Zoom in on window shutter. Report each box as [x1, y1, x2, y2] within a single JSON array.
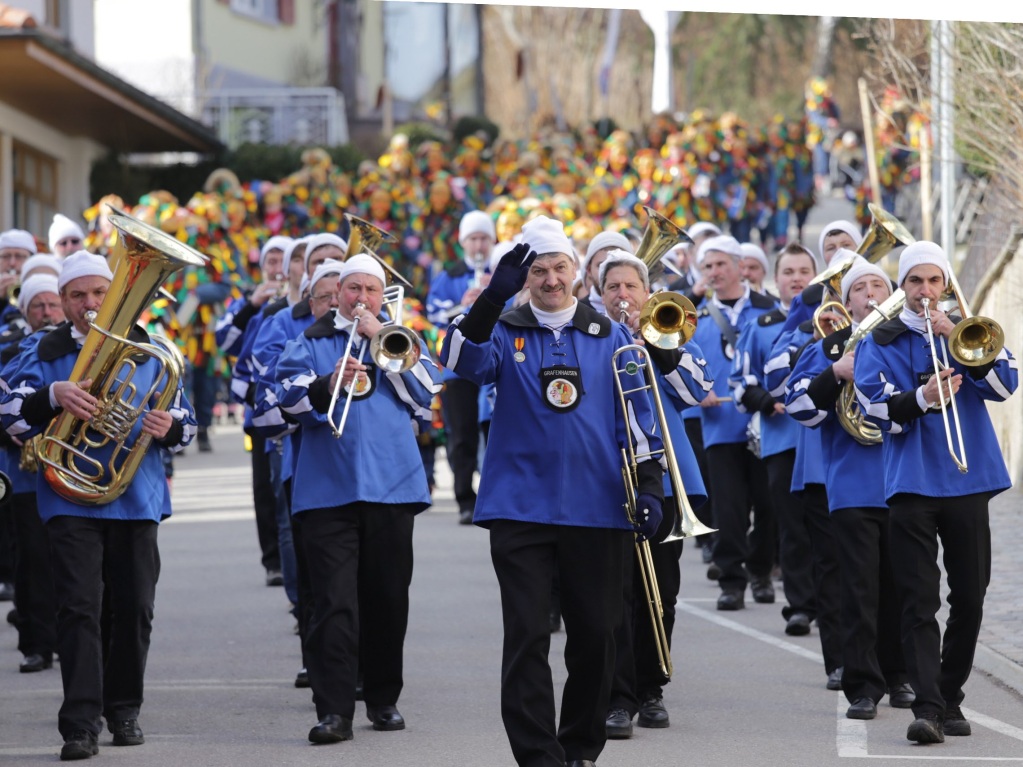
[[278, 0, 294, 24]]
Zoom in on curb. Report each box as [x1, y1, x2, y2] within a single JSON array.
[[974, 643, 1023, 698]]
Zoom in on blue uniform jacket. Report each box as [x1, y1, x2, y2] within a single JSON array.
[[0, 322, 195, 522], [0, 328, 48, 494], [785, 327, 886, 511], [250, 299, 316, 440], [689, 289, 777, 447], [440, 297, 665, 530], [275, 310, 441, 514], [731, 307, 799, 458], [853, 318, 1017, 500]]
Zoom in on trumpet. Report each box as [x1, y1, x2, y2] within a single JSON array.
[[326, 285, 421, 438], [922, 297, 968, 474]]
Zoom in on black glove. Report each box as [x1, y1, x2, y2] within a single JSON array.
[[633, 493, 663, 542], [482, 242, 536, 305]]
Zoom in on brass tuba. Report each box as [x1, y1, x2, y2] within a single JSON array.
[[37, 210, 207, 505], [634, 206, 692, 286], [343, 213, 414, 289]]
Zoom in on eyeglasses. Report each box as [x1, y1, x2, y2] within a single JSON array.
[[310, 293, 334, 302], [57, 237, 82, 247]]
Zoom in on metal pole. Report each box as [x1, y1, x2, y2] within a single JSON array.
[[940, 21, 955, 256]]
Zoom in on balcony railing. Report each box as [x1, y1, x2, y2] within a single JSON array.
[[201, 87, 349, 148]]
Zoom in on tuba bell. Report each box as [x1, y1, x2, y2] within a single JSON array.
[[634, 206, 692, 286], [37, 210, 207, 505], [343, 213, 414, 290]]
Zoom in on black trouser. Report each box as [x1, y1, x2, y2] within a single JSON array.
[[705, 442, 775, 593], [0, 496, 13, 584], [250, 433, 280, 573], [888, 492, 990, 718], [287, 480, 313, 671], [46, 517, 159, 739], [490, 520, 627, 767], [440, 377, 480, 513], [683, 418, 714, 535], [765, 450, 816, 619], [832, 506, 906, 704], [610, 510, 683, 714], [11, 493, 56, 658], [300, 502, 415, 720], [800, 483, 842, 674]]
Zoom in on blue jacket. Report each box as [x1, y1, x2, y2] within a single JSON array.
[[731, 307, 800, 458], [251, 298, 316, 442], [216, 295, 264, 359], [785, 327, 887, 511], [0, 322, 195, 522], [853, 318, 1016, 500], [0, 327, 46, 494], [275, 310, 441, 514], [440, 297, 665, 530], [688, 289, 777, 447]]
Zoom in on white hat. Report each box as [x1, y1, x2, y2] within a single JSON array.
[[897, 241, 950, 288], [57, 250, 113, 291], [458, 210, 496, 244], [696, 235, 743, 265], [839, 255, 891, 303], [488, 240, 517, 274], [283, 234, 313, 264], [20, 253, 62, 280], [584, 231, 633, 262], [259, 235, 293, 273], [598, 249, 650, 291], [47, 214, 85, 252], [520, 216, 574, 258], [337, 253, 385, 288], [310, 258, 345, 292], [817, 220, 862, 264], [739, 242, 769, 273], [687, 222, 722, 241], [0, 229, 37, 255], [303, 233, 348, 272], [18, 274, 60, 313]]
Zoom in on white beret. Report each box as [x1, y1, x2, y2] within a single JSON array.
[[283, 234, 313, 263], [20, 253, 62, 280], [897, 241, 950, 288], [598, 249, 649, 291], [259, 235, 293, 272], [520, 216, 574, 259], [47, 214, 85, 252], [739, 242, 769, 273], [58, 250, 113, 291], [697, 235, 743, 265], [0, 229, 37, 254], [817, 220, 862, 264], [310, 258, 345, 291], [585, 231, 633, 262], [304, 233, 348, 272], [458, 210, 496, 244], [18, 274, 60, 312], [839, 255, 891, 303], [338, 253, 385, 288], [687, 222, 722, 240]]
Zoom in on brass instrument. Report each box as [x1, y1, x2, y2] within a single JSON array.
[[639, 292, 697, 350], [634, 206, 691, 286], [327, 285, 421, 438], [0, 471, 9, 502], [19, 435, 41, 473], [37, 210, 206, 504], [344, 213, 413, 290], [922, 297, 968, 474], [613, 343, 717, 679]]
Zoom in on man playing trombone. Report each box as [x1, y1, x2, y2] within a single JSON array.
[[440, 216, 665, 767], [853, 241, 1018, 745], [274, 254, 441, 745]]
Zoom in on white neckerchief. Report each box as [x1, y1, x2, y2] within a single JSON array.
[[332, 309, 365, 349], [587, 285, 605, 315], [711, 284, 751, 325], [849, 320, 861, 333], [899, 306, 928, 335], [70, 325, 87, 347], [779, 301, 790, 315], [530, 299, 578, 341]]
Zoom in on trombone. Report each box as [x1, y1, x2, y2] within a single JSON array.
[[326, 284, 422, 438]]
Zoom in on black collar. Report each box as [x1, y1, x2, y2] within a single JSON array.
[[821, 325, 853, 360], [498, 301, 612, 338], [750, 290, 779, 310], [800, 283, 825, 307], [445, 261, 470, 278], [37, 322, 151, 362], [291, 298, 312, 319], [872, 318, 910, 346], [757, 307, 786, 327], [263, 296, 290, 318]]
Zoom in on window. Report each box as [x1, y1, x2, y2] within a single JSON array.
[[12, 142, 58, 236], [229, 0, 293, 25]]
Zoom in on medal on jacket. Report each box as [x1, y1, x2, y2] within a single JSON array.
[[345, 362, 375, 399], [514, 337, 525, 362], [539, 366, 582, 412]]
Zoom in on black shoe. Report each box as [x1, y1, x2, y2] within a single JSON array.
[[943, 706, 971, 736], [295, 668, 310, 688], [785, 613, 811, 636], [717, 590, 744, 611], [549, 608, 562, 633], [19, 653, 53, 673], [706, 563, 722, 581], [637, 696, 669, 728], [846, 698, 877, 720], [605, 708, 633, 739], [60, 731, 98, 761], [197, 427, 212, 453], [6, 607, 17, 626], [367, 704, 405, 731], [750, 576, 775, 604], [826, 667, 844, 691], [108, 719, 144, 746], [907, 713, 944, 744], [458, 509, 473, 525], [567, 762, 596, 767], [266, 569, 284, 587], [888, 682, 915, 709], [308, 714, 353, 743]]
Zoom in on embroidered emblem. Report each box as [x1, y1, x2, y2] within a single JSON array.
[[545, 378, 578, 408], [587, 323, 600, 335]]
